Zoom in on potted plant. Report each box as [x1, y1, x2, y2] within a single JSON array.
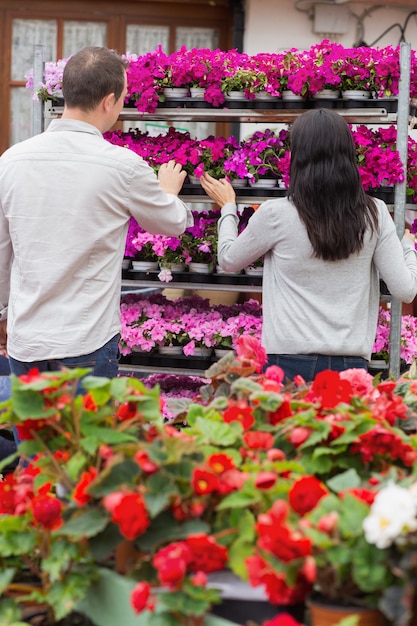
[[126, 46, 168, 113], [223, 129, 290, 186], [180, 210, 219, 271], [221, 68, 264, 100], [372, 307, 417, 372], [0, 338, 304, 626], [193, 135, 240, 181], [350, 124, 404, 194], [331, 45, 377, 99], [0, 369, 239, 626], [363, 477, 417, 626], [3, 338, 417, 625]]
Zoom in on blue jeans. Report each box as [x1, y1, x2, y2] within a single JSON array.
[[8, 334, 120, 379], [266, 354, 368, 383]]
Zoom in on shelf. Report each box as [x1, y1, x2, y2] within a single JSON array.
[[180, 184, 286, 203], [119, 357, 389, 379], [119, 363, 208, 377], [45, 103, 399, 125], [120, 107, 397, 125], [122, 276, 391, 298], [119, 351, 215, 377], [121, 276, 262, 293]]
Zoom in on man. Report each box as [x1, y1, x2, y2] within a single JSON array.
[[0, 46, 191, 377]]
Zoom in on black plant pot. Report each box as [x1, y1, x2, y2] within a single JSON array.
[[210, 599, 306, 624], [22, 610, 96, 626], [368, 187, 395, 204], [207, 571, 306, 625]]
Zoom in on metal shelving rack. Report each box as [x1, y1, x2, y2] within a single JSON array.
[[33, 43, 414, 378]]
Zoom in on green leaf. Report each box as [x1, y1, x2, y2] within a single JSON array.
[[88, 522, 123, 561], [159, 589, 211, 616], [352, 538, 391, 593], [137, 514, 209, 552], [338, 494, 369, 537], [0, 452, 19, 474], [0, 569, 16, 594], [15, 439, 42, 457], [42, 539, 93, 583], [231, 377, 263, 394], [326, 468, 361, 492], [80, 425, 138, 445], [0, 527, 37, 557], [88, 459, 139, 496], [80, 436, 101, 456], [298, 454, 333, 475], [192, 416, 239, 447], [148, 615, 180, 626], [237, 509, 256, 543], [162, 460, 193, 481], [216, 482, 260, 510], [144, 473, 177, 518], [76, 568, 147, 626], [9, 388, 46, 419], [300, 425, 331, 449], [59, 508, 110, 538], [0, 597, 28, 626], [205, 616, 239, 626], [65, 451, 88, 482], [335, 618, 360, 626], [47, 572, 95, 620], [164, 396, 193, 419], [80, 375, 111, 391], [228, 538, 254, 579]]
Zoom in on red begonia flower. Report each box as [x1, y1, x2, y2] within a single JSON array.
[[153, 541, 192, 587], [192, 468, 220, 495], [223, 400, 255, 430], [104, 491, 150, 540], [243, 430, 274, 450], [131, 582, 154, 614], [185, 534, 228, 573], [288, 476, 328, 516], [307, 370, 353, 408], [31, 491, 63, 530], [72, 467, 98, 506]]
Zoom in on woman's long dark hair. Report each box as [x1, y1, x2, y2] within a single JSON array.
[[287, 109, 379, 261]]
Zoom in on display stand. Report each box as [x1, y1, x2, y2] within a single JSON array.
[[32, 43, 414, 378]]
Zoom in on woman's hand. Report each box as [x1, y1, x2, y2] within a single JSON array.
[[200, 173, 236, 207], [403, 228, 416, 245]]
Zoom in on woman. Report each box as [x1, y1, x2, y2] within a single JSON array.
[[200, 108, 417, 382]]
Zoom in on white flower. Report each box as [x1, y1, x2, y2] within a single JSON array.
[[158, 268, 173, 283], [363, 483, 417, 549]]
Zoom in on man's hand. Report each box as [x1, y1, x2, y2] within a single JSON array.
[[200, 173, 236, 207], [0, 319, 7, 357], [158, 160, 187, 196]]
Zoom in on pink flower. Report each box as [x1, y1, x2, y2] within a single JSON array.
[[157, 268, 173, 283], [236, 335, 267, 373], [339, 368, 377, 399]]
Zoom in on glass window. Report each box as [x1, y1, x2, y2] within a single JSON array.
[[126, 25, 170, 55], [63, 21, 107, 58], [175, 27, 219, 50], [10, 87, 32, 145], [12, 19, 57, 80]]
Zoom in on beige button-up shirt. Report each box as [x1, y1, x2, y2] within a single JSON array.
[[0, 119, 192, 361]]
